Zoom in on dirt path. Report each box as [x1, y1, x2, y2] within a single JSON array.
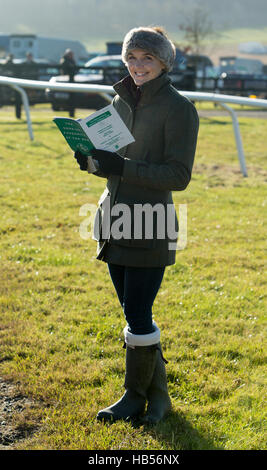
[[198, 109, 267, 119], [0, 377, 40, 449]]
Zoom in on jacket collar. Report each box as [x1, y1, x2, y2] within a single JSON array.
[[113, 72, 171, 107]]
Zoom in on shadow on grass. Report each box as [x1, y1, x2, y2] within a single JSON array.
[[200, 117, 229, 125], [95, 407, 223, 450], [139, 410, 223, 450]]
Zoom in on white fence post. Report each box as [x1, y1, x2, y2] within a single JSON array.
[[219, 102, 248, 177], [9, 83, 34, 140]]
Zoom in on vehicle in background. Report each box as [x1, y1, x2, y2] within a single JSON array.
[[186, 54, 214, 75], [217, 56, 267, 98], [168, 49, 196, 91], [218, 73, 267, 98], [194, 55, 267, 98], [194, 66, 220, 93], [46, 55, 127, 111], [83, 54, 126, 82], [106, 42, 123, 55], [0, 33, 89, 64], [219, 56, 264, 75]]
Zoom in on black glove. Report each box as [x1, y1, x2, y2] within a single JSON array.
[[74, 150, 88, 171], [90, 149, 124, 176]]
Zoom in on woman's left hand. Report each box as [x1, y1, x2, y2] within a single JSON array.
[[91, 149, 124, 176], [74, 150, 88, 171]]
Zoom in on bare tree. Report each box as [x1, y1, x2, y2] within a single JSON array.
[[178, 4, 216, 56]]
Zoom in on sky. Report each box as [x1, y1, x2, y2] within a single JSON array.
[[0, 0, 266, 45]]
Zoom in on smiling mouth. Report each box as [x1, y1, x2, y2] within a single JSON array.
[[135, 72, 148, 77]]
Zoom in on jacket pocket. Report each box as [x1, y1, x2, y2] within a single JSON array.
[[109, 198, 166, 250]]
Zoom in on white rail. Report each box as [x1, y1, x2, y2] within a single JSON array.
[[1, 75, 267, 176]]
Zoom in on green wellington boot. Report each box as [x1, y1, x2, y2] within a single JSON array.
[[96, 324, 160, 423], [142, 343, 172, 425]]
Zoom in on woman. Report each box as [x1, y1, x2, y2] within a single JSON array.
[[74, 26, 199, 424]]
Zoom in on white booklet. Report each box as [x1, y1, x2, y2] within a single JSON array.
[[53, 104, 135, 173]]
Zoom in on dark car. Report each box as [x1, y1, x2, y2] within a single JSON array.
[[215, 56, 267, 98], [217, 72, 267, 98], [168, 50, 196, 92], [47, 55, 127, 111]]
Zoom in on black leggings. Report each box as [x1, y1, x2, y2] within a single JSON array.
[[108, 263, 165, 335]]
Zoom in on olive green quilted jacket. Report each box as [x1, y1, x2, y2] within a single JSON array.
[[93, 72, 199, 267]]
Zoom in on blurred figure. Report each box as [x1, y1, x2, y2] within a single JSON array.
[[60, 49, 76, 117], [21, 51, 38, 79], [60, 48, 76, 80], [3, 53, 15, 69], [20, 52, 39, 106], [25, 52, 35, 64], [3, 54, 22, 119]]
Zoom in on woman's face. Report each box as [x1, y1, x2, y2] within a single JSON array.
[[126, 49, 165, 86]]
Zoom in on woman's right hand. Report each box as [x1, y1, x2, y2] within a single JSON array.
[[74, 150, 88, 171]]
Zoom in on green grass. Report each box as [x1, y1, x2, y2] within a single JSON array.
[[0, 103, 266, 450]]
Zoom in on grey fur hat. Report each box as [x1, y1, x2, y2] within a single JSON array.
[[122, 26, 176, 72]]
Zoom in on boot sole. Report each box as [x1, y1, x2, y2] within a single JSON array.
[[96, 411, 142, 423]]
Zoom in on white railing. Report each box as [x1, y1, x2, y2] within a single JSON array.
[[1, 75, 267, 176]]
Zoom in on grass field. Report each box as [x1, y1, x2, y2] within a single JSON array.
[[0, 103, 266, 450]]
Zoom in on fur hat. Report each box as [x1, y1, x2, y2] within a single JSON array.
[[122, 26, 176, 72]]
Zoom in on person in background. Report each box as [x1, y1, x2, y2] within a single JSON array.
[[74, 26, 199, 424], [25, 52, 35, 64], [3, 53, 14, 68], [3, 53, 22, 119], [21, 51, 38, 80], [60, 48, 76, 117]]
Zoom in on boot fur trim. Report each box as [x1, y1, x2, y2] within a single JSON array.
[[124, 322, 160, 347]]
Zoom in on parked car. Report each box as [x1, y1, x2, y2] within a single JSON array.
[[217, 72, 267, 98], [46, 55, 127, 111], [219, 56, 264, 75], [168, 50, 196, 91], [215, 56, 267, 98]]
